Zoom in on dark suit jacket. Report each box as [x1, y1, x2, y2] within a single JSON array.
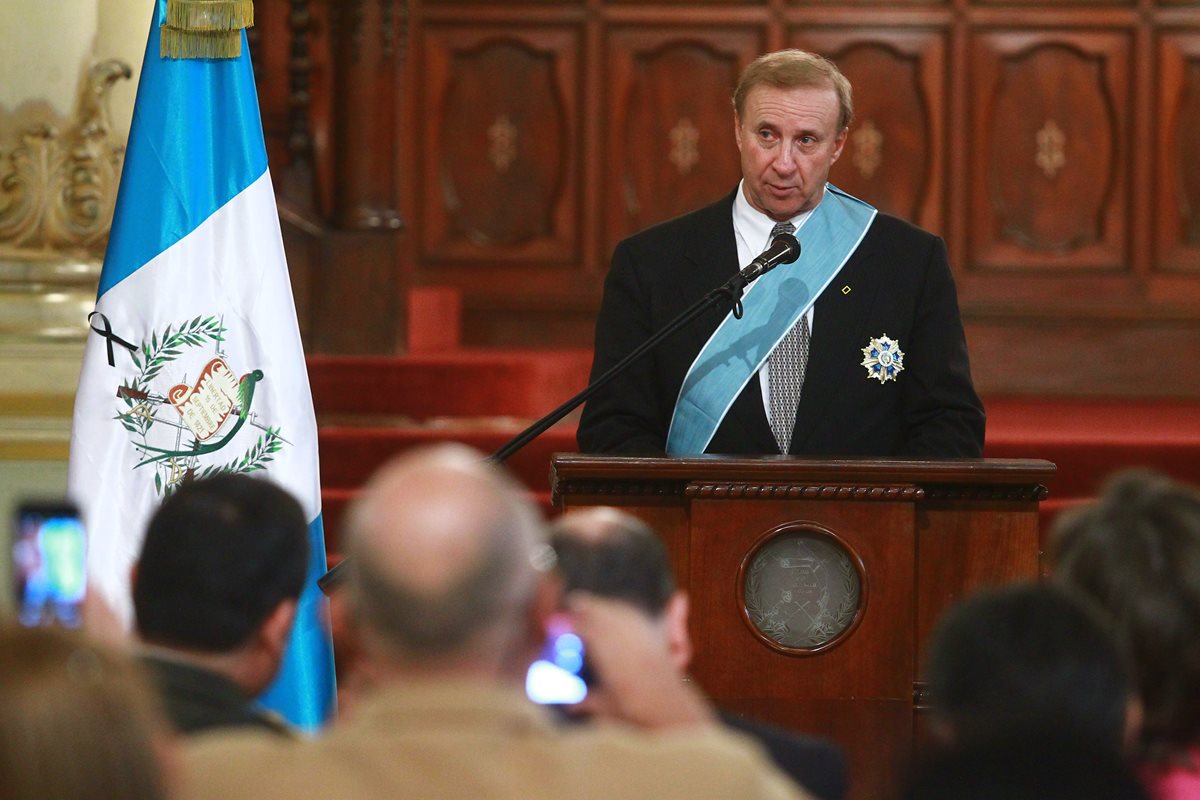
[[577, 190, 985, 457], [718, 710, 848, 800], [141, 653, 291, 737]]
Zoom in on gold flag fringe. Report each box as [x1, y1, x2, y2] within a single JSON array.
[[161, 27, 243, 60], [161, 0, 253, 60], [166, 0, 253, 31]]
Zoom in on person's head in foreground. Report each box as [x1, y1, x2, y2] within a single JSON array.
[[340, 442, 559, 680], [548, 506, 849, 800], [179, 444, 814, 800], [1051, 469, 1200, 770], [0, 624, 173, 800], [926, 580, 1136, 753], [133, 472, 309, 699], [548, 506, 690, 682]]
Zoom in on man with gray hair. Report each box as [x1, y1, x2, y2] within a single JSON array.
[[180, 444, 811, 800], [578, 48, 983, 458]]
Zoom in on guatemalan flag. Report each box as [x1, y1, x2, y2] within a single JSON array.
[[68, 0, 335, 729]]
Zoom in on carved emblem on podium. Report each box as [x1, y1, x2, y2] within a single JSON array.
[[740, 522, 865, 653]]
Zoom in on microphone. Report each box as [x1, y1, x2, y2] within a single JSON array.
[[739, 232, 801, 283]]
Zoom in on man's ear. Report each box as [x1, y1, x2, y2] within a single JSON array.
[[830, 126, 849, 164], [663, 590, 693, 673], [733, 112, 744, 153], [1123, 695, 1145, 754], [929, 714, 956, 746], [259, 598, 298, 661], [529, 572, 563, 642]]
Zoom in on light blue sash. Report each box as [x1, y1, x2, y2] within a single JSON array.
[[665, 185, 877, 455]]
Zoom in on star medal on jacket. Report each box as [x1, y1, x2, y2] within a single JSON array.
[[861, 335, 904, 383]]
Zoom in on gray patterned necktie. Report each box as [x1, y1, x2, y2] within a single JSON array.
[[766, 221, 807, 453]]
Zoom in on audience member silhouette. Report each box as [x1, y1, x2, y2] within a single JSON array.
[[550, 506, 848, 800], [179, 444, 811, 800], [133, 473, 309, 736], [0, 624, 173, 800], [1052, 469, 1200, 800], [925, 581, 1136, 753]]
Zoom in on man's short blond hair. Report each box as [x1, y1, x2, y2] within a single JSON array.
[[733, 49, 854, 132]]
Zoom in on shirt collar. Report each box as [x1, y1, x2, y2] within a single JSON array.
[[732, 179, 819, 251]]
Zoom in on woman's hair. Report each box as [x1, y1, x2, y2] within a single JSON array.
[[0, 625, 171, 800], [1050, 469, 1200, 762]]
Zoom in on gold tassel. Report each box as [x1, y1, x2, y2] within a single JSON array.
[[160, 26, 243, 60], [166, 0, 253, 31]]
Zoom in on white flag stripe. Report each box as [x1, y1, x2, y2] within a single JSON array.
[[70, 171, 320, 626]]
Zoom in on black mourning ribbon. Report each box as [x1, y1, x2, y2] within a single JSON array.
[[88, 312, 137, 367]]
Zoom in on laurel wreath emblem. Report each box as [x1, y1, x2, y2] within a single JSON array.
[[115, 316, 287, 496]]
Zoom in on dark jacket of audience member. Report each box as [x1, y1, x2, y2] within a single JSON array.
[[904, 733, 1149, 800], [1051, 469, 1200, 796], [550, 507, 848, 800], [133, 473, 308, 736], [0, 625, 172, 800]]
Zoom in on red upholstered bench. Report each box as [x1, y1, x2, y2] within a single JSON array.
[[311, 349, 1200, 558]]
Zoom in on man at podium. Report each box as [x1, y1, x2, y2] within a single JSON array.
[[578, 49, 984, 458]]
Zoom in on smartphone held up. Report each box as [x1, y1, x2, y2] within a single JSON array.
[[11, 501, 87, 629], [525, 615, 591, 705]]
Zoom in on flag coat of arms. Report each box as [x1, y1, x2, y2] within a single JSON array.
[[68, 0, 335, 729]]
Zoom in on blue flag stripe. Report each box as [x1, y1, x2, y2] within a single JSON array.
[[257, 515, 337, 730], [99, 0, 268, 299]]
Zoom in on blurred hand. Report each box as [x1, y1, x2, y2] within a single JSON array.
[[83, 589, 128, 645], [566, 592, 714, 730]]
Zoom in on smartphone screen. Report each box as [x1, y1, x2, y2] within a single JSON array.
[[525, 616, 589, 705], [12, 501, 87, 629]]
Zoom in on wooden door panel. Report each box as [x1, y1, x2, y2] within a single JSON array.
[[1157, 33, 1200, 273], [969, 31, 1130, 272], [605, 28, 764, 254], [794, 29, 946, 233], [420, 26, 580, 264]]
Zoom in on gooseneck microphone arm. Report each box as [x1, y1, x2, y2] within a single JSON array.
[[316, 232, 801, 594]]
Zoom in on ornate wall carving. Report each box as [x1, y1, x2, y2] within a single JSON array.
[[0, 60, 130, 258], [0, 59, 130, 340], [255, 0, 1200, 395], [970, 35, 1127, 269]]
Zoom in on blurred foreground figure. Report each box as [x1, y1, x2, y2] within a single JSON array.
[[181, 444, 810, 800], [903, 734, 1149, 800], [0, 625, 173, 800], [925, 581, 1137, 753], [550, 507, 848, 800], [1052, 470, 1200, 800], [133, 474, 309, 736]]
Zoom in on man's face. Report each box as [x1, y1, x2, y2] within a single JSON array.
[[734, 83, 847, 221]]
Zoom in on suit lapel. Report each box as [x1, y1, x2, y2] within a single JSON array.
[[683, 190, 741, 287], [788, 232, 881, 453]]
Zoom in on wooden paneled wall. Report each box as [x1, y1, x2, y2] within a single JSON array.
[[252, 0, 1200, 397]]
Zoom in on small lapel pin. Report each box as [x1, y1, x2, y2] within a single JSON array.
[[841, 285, 852, 295]]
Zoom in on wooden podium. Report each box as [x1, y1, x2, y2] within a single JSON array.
[[551, 456, 1055, 800]]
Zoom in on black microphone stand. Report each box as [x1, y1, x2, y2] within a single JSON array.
[[488, 274, 755, 464], [317, 236, 797, 593]]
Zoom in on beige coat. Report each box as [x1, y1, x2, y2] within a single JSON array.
[[180, 680, 812, 800]]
